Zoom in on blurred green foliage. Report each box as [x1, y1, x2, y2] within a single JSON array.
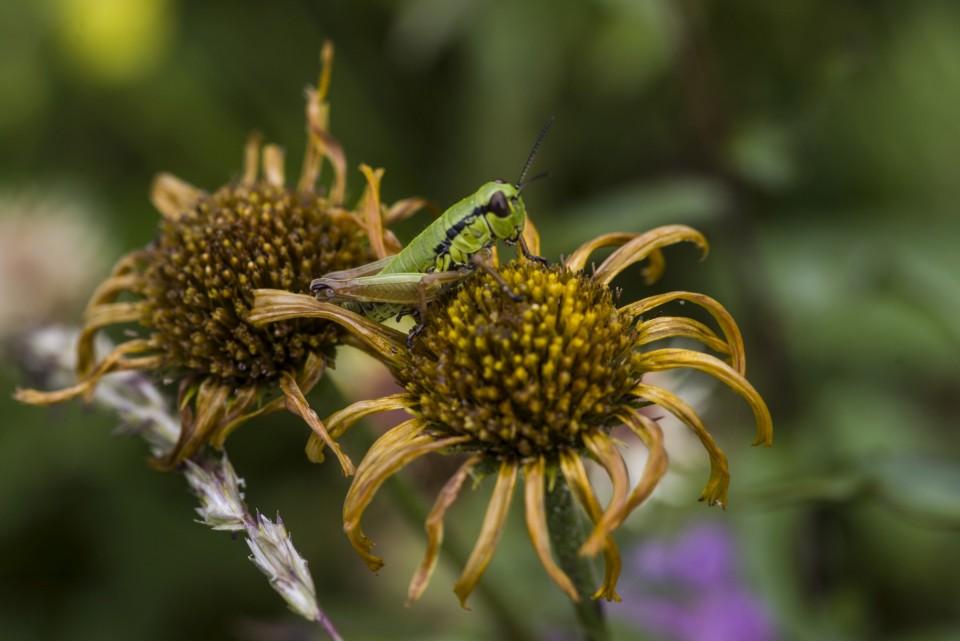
[[2, 1, 960, 640]]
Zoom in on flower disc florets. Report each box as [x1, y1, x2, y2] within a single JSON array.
[[403, 261, 639, 458], [142, 182, 369, 383]]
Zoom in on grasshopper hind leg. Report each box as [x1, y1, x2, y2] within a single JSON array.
[[405, 309, 425, 349]]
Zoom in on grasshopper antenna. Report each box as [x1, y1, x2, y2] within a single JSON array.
[[516, 171, 550, 196], [516, 116, 555, 187]]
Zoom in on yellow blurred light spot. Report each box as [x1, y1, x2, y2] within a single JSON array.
[[56, 0, 173, 83]]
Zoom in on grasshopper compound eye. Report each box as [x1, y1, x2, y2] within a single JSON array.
[[489, 190, 510, 217], [311, 280, 336, 298]]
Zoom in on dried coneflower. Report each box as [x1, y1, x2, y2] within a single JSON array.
[[15, 44, 425, 473], [248, 223, 773, 607]]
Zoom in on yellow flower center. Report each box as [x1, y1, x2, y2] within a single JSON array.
[[403, 262, 639, 458]]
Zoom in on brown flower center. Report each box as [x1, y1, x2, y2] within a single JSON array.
[[141, 182, 370, 382], [403, 262, 640, 458]]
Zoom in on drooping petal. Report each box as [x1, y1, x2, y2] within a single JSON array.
[[76, 302, 146, 377], [565, 232, 633, 271], [211, 386, 261, 446], [621, 291, 747, 375], [616, 406, 669, 512], [305, 393, 415, 463], [407, 454, 483, 606], [359, 164, 389, 261], [635, 316, 730, 357], [637, 348, 774, 447], [279, 372, 354, 476], [351, 414, 430, 475], [86, 274, 141, 309], [76, 251, 150, 373], [150, 172, 203, 221], [522, 214, 541, 258], [579, 431, 630, 557], [14, 339, 161, 406], [316, 41, 334, 104], [208, 353, 328, 456], [629, 383, 728, 505], [523, 457, 579, 601], [453, 461, 519, 609], [344, 419, 469, 572], [558, 451, 621, 602], [306, 87, 346, 205], [298, 42, 336, 192], [386, 197, 434, 225], [593, 225, 708, 286], [82, 301, 143, 329], [159, 378, 232, 469], [248, 289, 409, 369]]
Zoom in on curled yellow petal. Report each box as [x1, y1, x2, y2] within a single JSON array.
[[559, 451, 621, 602], [522, 214, 541, 258], [344, 420, 468, 572], [579, 431, 630, 557], [156, 378, 231, 470], [306, 393, 414, 463], [453, 461, 519, 609], [629, 383, 728, 505], [359, 164, 388, 260], [593, 225, 708, 286], [564, 232, 637, 272], [617, 407, 669, 511], [386, 197, 433, 225], [87, 273, 140, 309], [406, 454, 483, 606], [76, 251, 149, 374], [77, 302, 146, 377], [207, 354, 329, 456], [306, 88, 346, 204], [637, 348, 773, 448], [635, 316, 730, 356], [297, 43, 335, 192], [523, 457, 579, 601], [248, 289, 409, 369], [151, 172, 202, 221], [279, 372, 354, 476], [15, 338, 160, 406], [622, 291, 746, 375]]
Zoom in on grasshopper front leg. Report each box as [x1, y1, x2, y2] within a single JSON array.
[[404, 253, 525, 346]]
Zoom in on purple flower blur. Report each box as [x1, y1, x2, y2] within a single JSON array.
[[614, 524, 777, 641]]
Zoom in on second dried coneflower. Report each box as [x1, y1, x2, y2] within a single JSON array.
[[16, 45, 424, 473]]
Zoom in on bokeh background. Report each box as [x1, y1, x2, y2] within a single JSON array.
[[2, 1, 959, 640]]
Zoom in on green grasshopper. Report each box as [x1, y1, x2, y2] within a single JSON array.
[[310, 118, 553, 346]]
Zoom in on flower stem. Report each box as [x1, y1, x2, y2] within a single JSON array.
[[545, 475, 609, 641]]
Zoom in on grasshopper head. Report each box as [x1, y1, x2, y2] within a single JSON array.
[[310, 278, 338, 300], [478, 181, 526, 243]]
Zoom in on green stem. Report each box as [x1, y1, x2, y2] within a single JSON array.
[[546, 475, 609, 641]]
